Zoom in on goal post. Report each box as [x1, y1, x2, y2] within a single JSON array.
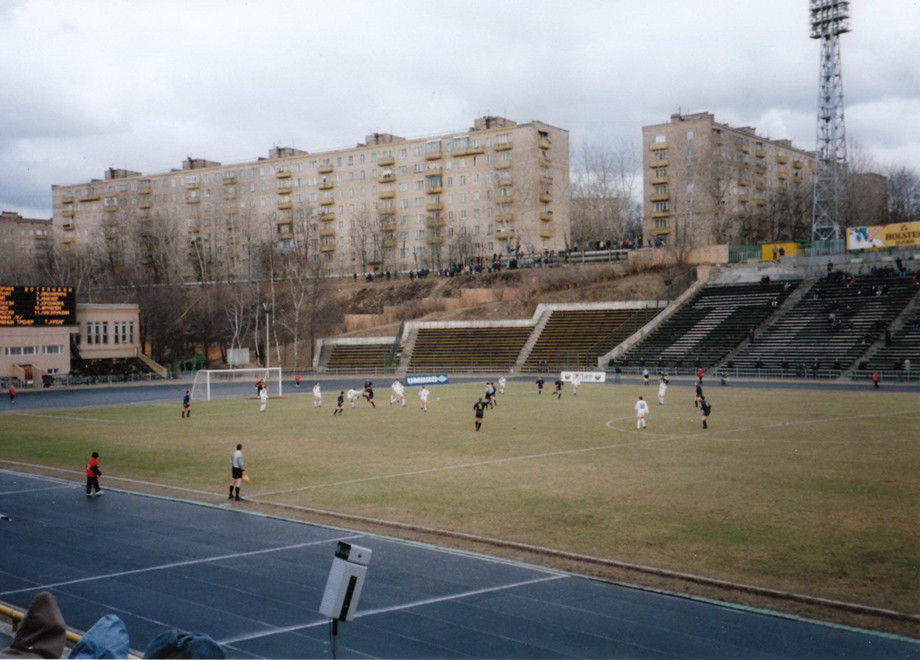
[[190, 367, 283, 401]]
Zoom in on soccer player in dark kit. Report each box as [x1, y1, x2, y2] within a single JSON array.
[[473, 397, 488, 431]]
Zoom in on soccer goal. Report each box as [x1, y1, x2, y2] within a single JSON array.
[[190, 367, 283, 401]]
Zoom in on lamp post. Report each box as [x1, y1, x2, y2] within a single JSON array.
[[262, 302, 273, 368]]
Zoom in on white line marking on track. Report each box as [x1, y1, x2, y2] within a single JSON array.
[[219, 573, 568, 645], [0, 535, 364, 598]]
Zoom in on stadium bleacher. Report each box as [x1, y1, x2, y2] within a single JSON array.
[[523, 308, 654, 372], [325, 342, 394, 372], [408, 325, 533, 372], [730, 274, 919, 373], [614, 281, 797, 370]]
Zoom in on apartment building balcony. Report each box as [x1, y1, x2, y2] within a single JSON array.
[[185, 180, 199, 190], [650, 176, 669, 185], [793, 160, 804, 169], [754, 181, 765, 191], [651, 210, 670, 219], [755, 162, 767, 174], [539, 228, 553, 239], [426, 234, 444, 245], [497, 213, 514, 223], [276, 170, 292, 179], [495, 230, 514, 241], [426, 215, 444, 228], [318, 164, 334, 174], [495, 193, 514, 205], [104, 204, 118, 213], [651, 226, 671, 236], [650, 141, 668, 151], [319, 197, 335, 206], [755, 198, 766, 207], [79, 192, 100, 202], [539, 192, 552, 204], [648, 159, 668, 168], [650, 193, 669, 202], [425, 149, 442, 161], [320, 243, 336, 252], [223, 174, 237, 185], [377, 156, 395, 167], [186, 196, 200, 204], [426, 185, 443, 195], [61, 207, 75, 217], [319, 212, 335, 222], [777, 167, 788, 180], [453, 145, 484, 157], [61, 236, 76, 247], [138, 182, 152, 194], [776, 154, 788, 164], [426, 201, 443, 212], [276, 223, 293, 238], [755, 149, 766, 159], [61, 195, 74, 204], [378, 172, 395, 183], [538, 137, 551, 150], [495, 159, 513, 169], [62, 221, 75, 231], [277, 182, 293, 194], [379, 189, 395, 199], [494, 140, 512, 151], [539, 212, 553, 222], [381, 236, 397, 249], [320, 227, 336, 237], [737, 177, 748, 187], [277, 199, 293, 210], [737, 195, 748, 204], [187, 225, 201, 235], [318, 180, 334, 190]]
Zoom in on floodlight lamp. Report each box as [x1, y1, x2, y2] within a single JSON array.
[[809, 0, 851, 38]]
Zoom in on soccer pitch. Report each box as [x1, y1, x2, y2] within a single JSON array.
[[2, 379, 918, 624]]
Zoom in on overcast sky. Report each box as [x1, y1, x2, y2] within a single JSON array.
[[2, 0, 918, 219]]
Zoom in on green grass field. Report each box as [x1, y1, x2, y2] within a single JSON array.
[[2, 380, 918, 618]]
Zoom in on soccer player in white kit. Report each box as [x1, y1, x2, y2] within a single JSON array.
[[259, 387, 268, 412], [498, 376, 506, 394], [312, 382, 322, 407], [657, 376, 667, 405], [346, 388, 359, 408], [419, 386, 430, 412], [390, 379, 406, 406], [571, 373, 581, 396], [634, 396, 649, 429]]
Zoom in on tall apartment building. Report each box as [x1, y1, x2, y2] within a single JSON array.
[[0, 211, 52, 264], [642, 112, 815, 248], [51, 116, 569, 281]]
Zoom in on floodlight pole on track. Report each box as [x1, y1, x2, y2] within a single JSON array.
[[810, 0, 851, 243]]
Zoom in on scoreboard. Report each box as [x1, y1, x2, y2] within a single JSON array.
[[0, 286, 76, 327]]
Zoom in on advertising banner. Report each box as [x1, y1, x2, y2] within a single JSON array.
[[560, 371, 606, 384], [846, 222, 920, 250]]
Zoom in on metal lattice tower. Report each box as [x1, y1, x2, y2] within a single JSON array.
[[810, 0, 851, 242]]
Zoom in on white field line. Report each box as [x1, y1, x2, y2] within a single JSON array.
[[255, 407, 920, 499]]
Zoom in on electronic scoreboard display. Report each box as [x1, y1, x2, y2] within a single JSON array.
[[0, 286, 76, 327]]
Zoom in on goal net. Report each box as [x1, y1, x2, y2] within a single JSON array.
[[190, 367, 283, 401]]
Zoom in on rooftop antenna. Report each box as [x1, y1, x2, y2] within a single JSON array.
[[810, 0, 851, 243]]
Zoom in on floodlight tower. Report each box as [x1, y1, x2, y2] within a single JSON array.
[[810, 0, 851, 243]]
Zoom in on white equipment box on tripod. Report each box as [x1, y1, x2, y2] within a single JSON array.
[[319, 541, 372, 622]]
